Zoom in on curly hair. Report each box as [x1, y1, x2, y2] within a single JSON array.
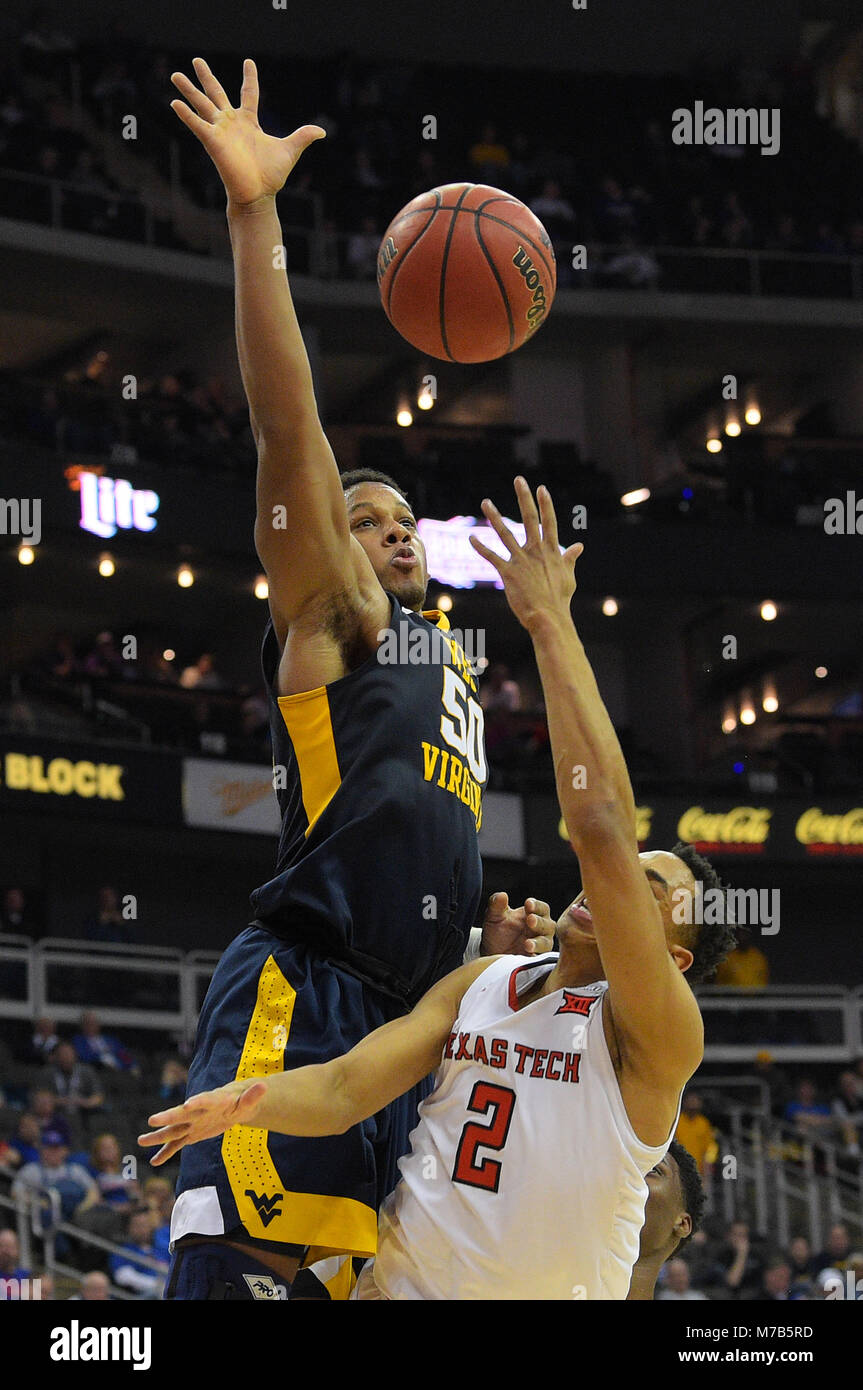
[[670, 841, 738, 985], [667, 1138, 706, 1251]]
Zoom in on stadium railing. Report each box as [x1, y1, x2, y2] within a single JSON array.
[[2, 161, 863, 299], [0, 1168, 166, 1300], [1, 936, 862, 1057], [705, 1106, 862, 1251]]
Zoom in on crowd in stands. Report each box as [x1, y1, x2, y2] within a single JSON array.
[[2, 16, 863, 288], [0, 1000, 185, 1298], [1, 1015, 860, 1297], [653, 1074, 863, 1299], [0, 367, 255, 472]]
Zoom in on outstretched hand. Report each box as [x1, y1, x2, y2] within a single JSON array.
[[138, 1079, 267, 1166], [469, 478, 582, 631], [481, 891, 556, 957], [170, 57, 325, 209]]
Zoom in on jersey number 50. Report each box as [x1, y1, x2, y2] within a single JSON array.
[[440, 667, 487, 783], [451, 1081, 516, 1193]]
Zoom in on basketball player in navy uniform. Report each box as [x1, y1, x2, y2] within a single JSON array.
[[161, 56, 502, 1300], [144, 481, 733, 1298]]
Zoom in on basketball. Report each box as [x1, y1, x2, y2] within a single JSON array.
[[376, 183, 557, 363]]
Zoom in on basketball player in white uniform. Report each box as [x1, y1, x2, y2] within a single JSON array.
[[143, 482, 730, 1298]]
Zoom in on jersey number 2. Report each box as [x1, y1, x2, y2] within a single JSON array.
[[451, 1081, 516, 1193]]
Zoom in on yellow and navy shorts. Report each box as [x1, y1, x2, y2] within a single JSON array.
[[173, 925, 428, 1272]]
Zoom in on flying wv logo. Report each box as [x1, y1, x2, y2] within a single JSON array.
[[245, 1189, 284, 1227]]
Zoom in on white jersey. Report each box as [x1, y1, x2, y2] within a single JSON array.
[[355, 954, 680, 1301]]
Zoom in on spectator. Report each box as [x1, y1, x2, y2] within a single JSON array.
[[240, 687, 270, 743], [656, 1257, 708, 1300], [43, 1041, 104, 1138], [595, 176, 637, 243], [6, 1112, 42, 1168], [1, 887, 36, 935], [74, 1011, 138, 1073], [346, 215, 381, 280], [714, 936, 769, 988], [830, 1069, 863, 1154], [811, 1222, 853, 1276], [506, 131, 538, 197], [350, 146, 383, 191], [788, 1234, 813, 1284], [715, 1218, 763, 1296], [479, 663, 521, 714], [179, 652, 225, 691], [719, 190, 754, 248], [82, 631, 125, 681], [746, 1255, 794, 1301], [0, 1229, 30, 1295], [29, 1015, 59, 1064], [682, 195, 714, 248], [71, 1270, 111, 1300], [88, 1133, 139, 1208], [468, 122, 510, 181], [82, 885, 129, 944], [601, 236, 661, 288], [108, 1209, 168, 1299], [29, 1088, 70, 1143], [409, 147, 442, 199], [530, 179, 577, 240], [675, 1090, 719, 1178], [752, 1049, 792, 1116], [11, 1129, 99, 1220], [158, 1059, 188, 1108], [784, 1078, 833, 1141], [142, 1176, 174, 1262]]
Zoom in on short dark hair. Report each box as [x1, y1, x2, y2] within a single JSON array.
[[670, 841, 737, 986], [668, 1138, 705, 1250], [339, 468, 410, 506]]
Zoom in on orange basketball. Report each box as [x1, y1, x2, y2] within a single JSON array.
[[376, 183, 557, 363]]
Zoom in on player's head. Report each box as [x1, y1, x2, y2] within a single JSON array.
[[556, 842, 735, 985], [640, 1140, 704, 1261], [340, 468, 428, 609]]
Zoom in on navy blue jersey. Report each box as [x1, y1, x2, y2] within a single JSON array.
[[249, 597, 486, 1004]]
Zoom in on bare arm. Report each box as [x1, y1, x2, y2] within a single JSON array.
[[170, 58, 382, 646], [140, 958, 493, 1165], [471, 480, 702, 1089]]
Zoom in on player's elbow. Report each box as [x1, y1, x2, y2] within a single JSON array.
[[327, 1057, 360, 1135]]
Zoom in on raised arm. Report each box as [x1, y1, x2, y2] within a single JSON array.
[[170, 58, 382, 649], [140, 957, 492, 1165], [471, 480, 702, 1091]]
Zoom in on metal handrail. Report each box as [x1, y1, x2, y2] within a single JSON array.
[[38, 937, 184, 961], [2, 157, 862, 297]]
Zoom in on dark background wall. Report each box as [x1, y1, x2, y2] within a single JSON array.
[[2, 0, 802, 74], [1, 811, 858, 983]]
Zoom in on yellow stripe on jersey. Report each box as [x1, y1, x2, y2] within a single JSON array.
[[222, 954, 378, 1258], [276, 686, 342, 838], [222, 955, 296, 1239]]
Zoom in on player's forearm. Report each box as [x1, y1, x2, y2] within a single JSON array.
[[528, 609, 636, 839], [240, 1060, 350, 1136], [227, 197, 318, 437]]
